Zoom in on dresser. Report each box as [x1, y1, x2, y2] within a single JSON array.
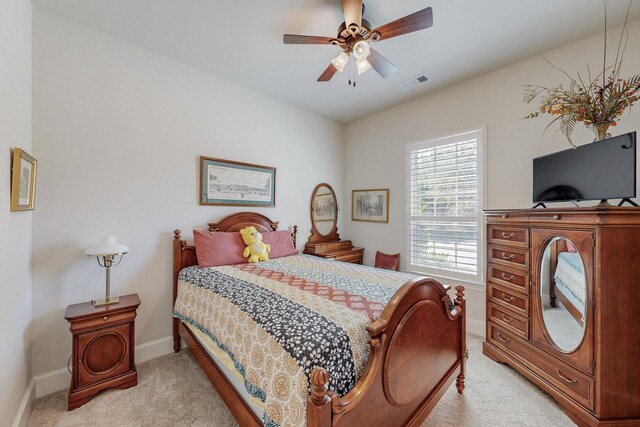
[[65, 294, 140, 410], [303, 240, 364, 264], [483, 208, 640, 426]]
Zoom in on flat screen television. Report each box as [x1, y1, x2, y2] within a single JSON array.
[[533, 131, 637, 204]]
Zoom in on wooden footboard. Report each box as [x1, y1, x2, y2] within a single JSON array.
[[308, 278, 466, 427], [172, 212, 466, 427]]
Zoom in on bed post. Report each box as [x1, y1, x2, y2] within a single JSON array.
[[455, 285, 467, 394], [172, 229, 183, 353], [292, 225, 298, 249], [307, 367, 331, 427]]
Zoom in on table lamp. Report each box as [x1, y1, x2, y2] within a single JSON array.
[[85, 236, 129, 307]]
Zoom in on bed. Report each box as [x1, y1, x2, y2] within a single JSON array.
[[549, 239, 585, 326], [172, 212, 466, 427]]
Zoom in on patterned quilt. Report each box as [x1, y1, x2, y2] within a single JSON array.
[[173, 255, 417, 427]]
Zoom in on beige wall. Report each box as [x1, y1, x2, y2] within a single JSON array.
[[31, 8, 344, 379], [343, 20, 640, 333], [0, 0, 33, 424]]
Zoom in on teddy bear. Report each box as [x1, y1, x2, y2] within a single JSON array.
[[239, 226, 271, 263]]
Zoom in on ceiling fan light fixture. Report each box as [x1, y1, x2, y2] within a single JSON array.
[[356, 57, 371, 75], [352, 40, 370, 60], [331, 51, 349, 73]]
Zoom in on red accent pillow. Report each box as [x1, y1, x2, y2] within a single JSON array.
[[193, 230, 246, 267], [262, 230, 297, 259]]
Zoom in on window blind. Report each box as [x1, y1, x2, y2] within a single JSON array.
[[407, 129, 484, 282]]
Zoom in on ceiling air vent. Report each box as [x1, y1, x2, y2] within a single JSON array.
[[397, 74, 430, 91]]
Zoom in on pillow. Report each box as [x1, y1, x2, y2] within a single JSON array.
[[565, 241, 578, 253], [262, 230, 297, 259], [193, 230, 246, 267]]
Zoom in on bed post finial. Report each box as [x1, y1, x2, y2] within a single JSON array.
[[310, 367, 329, 405], [308, 367, 332, 427], [455, 285, 466, 394], [173, 229, 182, 240], [292, 225, 298, 248]]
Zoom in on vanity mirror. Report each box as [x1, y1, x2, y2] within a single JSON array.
[[539, 237, 587, 352], [310, 183, 339, 242], [304, 183, 364, 264]]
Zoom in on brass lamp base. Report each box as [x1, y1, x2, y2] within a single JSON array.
[[92, 296, 120, 307]]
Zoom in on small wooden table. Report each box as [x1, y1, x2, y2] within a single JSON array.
[[64, 293, 140, 410]]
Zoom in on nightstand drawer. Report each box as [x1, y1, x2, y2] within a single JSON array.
[[69, 310, 136, 332]]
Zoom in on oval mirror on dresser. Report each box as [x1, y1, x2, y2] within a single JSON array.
[[539, 236, 587, 352], [311, 184, 338, 238]]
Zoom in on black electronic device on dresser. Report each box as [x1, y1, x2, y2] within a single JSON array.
[[533, 132, 636, 206]]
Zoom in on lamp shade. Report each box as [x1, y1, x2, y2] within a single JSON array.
[[84, 236, 129, 256], [356, 57, 372, 75], [331, 51, 349, 73]]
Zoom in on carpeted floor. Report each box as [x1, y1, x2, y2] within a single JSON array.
[[28, 335, 574, 426]]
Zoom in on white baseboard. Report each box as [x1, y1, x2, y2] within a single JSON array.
[[11, 377, 35, 427], [33, 335, 175, 400], [466, 318, 485, 337]]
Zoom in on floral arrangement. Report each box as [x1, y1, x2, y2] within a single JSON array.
[[523, 4, 640, 147]]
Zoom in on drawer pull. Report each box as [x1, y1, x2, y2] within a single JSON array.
[[501, 293, 515, 302], [501, 252, 515, 260], [501, 272, 515, 281], [555, 368, 579, 384], [496, 332, 511, 343], [501, 232, 515, 239], [501, 313, 514, 323], [103, 316, 108, 321]]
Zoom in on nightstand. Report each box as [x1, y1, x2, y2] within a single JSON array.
[[64, 293, 141, 410]]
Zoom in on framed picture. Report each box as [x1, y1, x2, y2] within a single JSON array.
[[352, 189, 389, 223], [313, 192, 336, 222], [10, 148, 37, 212], [200, 156, 276, 207]]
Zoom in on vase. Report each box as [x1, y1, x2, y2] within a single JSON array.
[[588, 122, 612, 141]]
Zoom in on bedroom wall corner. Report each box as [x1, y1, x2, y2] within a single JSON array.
[[30, 7, 345, 392], [1, 0, 34, 426]]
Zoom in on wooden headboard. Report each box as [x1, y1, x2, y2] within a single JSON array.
[[172, 211, 298, 307]]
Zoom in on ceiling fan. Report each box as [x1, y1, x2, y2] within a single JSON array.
[[283, 0, 433, 84]]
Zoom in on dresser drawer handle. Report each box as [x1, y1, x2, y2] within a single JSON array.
[[555, 368, 579, 384], [501, 252, 515, 260], [501, 313, 514, 323], [501, 293, 515, 302], [103, 316, 108, 321], [501, 272, 515, 281], [501, 232, 515, 239], [496, 332, 511, 343]]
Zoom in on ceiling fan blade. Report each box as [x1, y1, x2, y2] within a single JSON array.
[[368, 49, 398, 78], [371, 7, 433, 41], [283, 34, 335, 45], [342, 0, 362, 29], [317, 63, 338, 82]]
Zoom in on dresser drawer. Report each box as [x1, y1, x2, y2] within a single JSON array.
[[488, 225, 529, 248], [488, 324, 594, 410], [488, 245, 529, 270], [69, 310, 136, 333], [488, 283, 529, 317], [488, 264, 529, 294], [488, 304, 528, 339]]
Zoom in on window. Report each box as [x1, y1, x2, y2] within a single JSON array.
[[406, 128, 485, 284]]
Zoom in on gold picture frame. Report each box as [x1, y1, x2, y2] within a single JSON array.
[[11, 148, 37, 211], [352, 189, 389, 223]]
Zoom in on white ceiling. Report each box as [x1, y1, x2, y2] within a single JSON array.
[[32, 0, 640, 123]]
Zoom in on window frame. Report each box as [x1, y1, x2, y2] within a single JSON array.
[[405, 127, 487, 285]]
